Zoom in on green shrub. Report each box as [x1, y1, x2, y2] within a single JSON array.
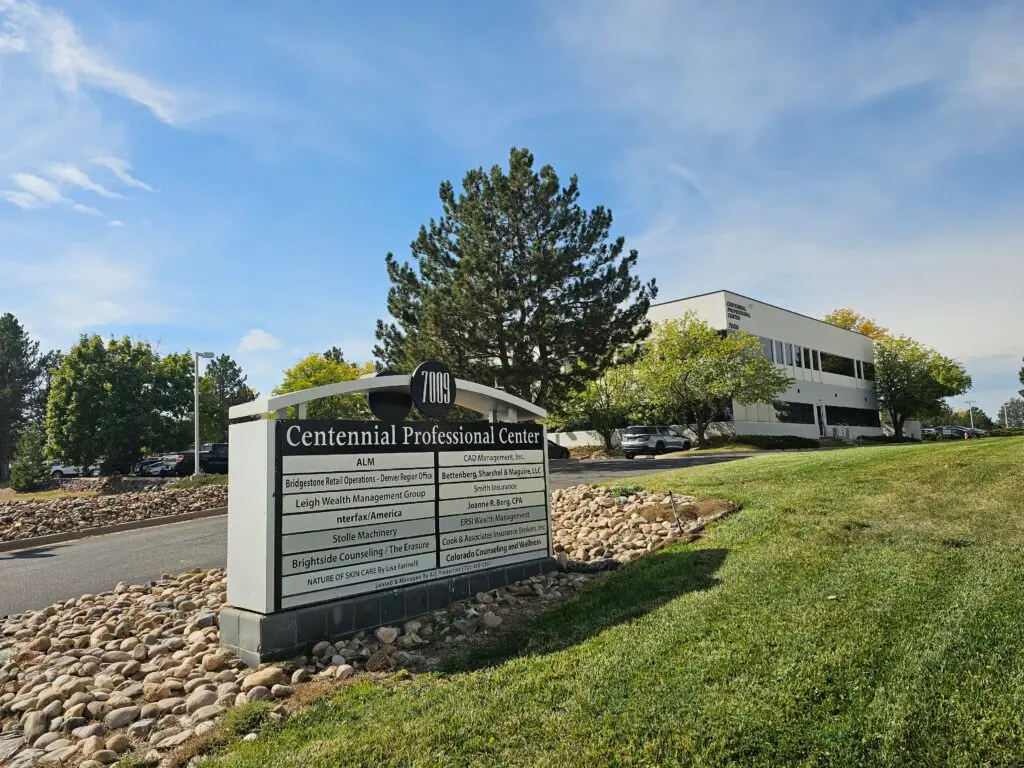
[[732, 435, 820, 450], [991, 428, 1024, 438], [9, 425, 49, 492], [219, 701, 273, 736]]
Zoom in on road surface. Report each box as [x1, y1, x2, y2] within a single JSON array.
[[0, 452, 751, 616]]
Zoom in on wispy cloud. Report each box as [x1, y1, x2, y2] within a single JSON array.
[[89, 156, 156, 192], [45, 163, 124, 198], [0, 0, 180, 123], [0, 189, 38, 209], [107, 219, 124, 227], [238, 329, 283, 352], [70, 202, 103, 217], [12, 172, 62, 203]]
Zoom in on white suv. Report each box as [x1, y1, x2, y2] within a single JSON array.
[[621, 426, 692, 458]]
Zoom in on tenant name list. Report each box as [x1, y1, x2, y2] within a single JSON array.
[[276, 421, 550, 609]]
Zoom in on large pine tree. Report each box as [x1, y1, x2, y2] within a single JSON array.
[[375, 148, 657, 409], [0, 313, 40, 483]]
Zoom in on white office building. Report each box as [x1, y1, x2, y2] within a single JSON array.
[[648, 290, 883, 440]]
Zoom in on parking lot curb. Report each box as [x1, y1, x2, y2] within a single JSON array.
[[0, 506, 227, 554]]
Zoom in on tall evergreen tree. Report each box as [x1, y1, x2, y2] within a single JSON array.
[[0, 313, 40, 483], [203, 354, 257, 442], [375, 147, 657, 409]]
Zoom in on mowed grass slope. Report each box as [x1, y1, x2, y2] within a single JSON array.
[[204, 439, 1024, 768]]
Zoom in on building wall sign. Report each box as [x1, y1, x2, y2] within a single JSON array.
[[726, 300, 752, 331], [274, 420, 550, 610]]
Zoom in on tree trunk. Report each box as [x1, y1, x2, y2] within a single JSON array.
[[600, 429, 614, 452], [0, 433, 9, 483], [695, 420, 709, 449], [891, 411, 905, 438]]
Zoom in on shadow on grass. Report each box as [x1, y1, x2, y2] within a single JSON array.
[[444, 546, 728, 673]]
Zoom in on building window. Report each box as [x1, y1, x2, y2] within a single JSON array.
[[773, 401, 815, 424], [812, 350, 820, 370], [759, 336, 773, 361], [819, 351, 856, 377], [862, 361, 876, 381], [774, 340, 784, 363], [856, 360, 863, 378], [795, 347, 803, 368], [785, 343, 794, 365], [825, 405, 881, 427]]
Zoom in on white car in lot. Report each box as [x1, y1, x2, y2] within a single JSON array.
[[621, 425, 692, 458], [49, 462, 100, 478]]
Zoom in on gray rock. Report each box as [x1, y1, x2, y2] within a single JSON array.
[[451, 618, 478, 635], [185, 688, 217, 714], [127, 718, 157, 739], [33, 732, 63, 750], [104, 705, 141, 728], [37, 744, 79, 764], [191, 704, 225, 722], [271, 684, 292, 699], [246, 685, 271, 701], [154, 729, 194, 750], [7, 749, 45, 768], [291, 668, 311, 684], [59, 716, 87, 732], [23, 710, 48, 742], [193, 611, 218, 629], [374, 626, 399, 645]]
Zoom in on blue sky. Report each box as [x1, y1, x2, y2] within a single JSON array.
[[1, 0, 1022, 417]]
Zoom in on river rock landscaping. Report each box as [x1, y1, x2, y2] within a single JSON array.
[[0, 485, 736, 766], [0, 486, 227, 545]]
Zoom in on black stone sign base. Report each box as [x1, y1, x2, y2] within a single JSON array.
[[220, 557, 557, 667]]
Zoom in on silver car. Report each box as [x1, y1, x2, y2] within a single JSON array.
[[621, 426, 692, 458], [49, 462, 100, 478]]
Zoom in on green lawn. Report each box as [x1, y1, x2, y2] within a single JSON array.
[[203, 439, 1024, 768]]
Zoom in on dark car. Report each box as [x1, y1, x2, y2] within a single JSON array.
[[547, 439, 570, 460], [163, 443, 229, 476]]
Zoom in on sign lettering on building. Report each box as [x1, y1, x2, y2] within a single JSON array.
[[726, 300, 752, 331]]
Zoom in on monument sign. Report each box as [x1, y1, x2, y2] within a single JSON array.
[[219, 365, 554, 665]]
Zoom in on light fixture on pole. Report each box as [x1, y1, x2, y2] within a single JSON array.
[[964, 399, 976, 431], [194, 352, 214, 477]]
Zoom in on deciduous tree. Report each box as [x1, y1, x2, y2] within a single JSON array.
[[46, 336, 197, 470], [0, 313, 40, 483], [873, 335, 971, 438], [822, 308, 888, 339], [548, 366, 640, 451], [275, 353, 375, 420], [635, 315, 791, 447], [375, 147, 657, 410]]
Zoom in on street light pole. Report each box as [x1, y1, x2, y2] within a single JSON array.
[[965, 399, 976, 430], [194, 351, 214, 478]]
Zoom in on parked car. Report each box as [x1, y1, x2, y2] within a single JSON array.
[[621, 425, 692, 458], [922, 427, 937, 437], [135, 456, 170, 476], [546, 439, 570, 460], [48, 462, 99, 478], [162, 443, 229, 476]]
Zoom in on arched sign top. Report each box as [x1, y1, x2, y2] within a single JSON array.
[[228, 373, 546, 423]]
